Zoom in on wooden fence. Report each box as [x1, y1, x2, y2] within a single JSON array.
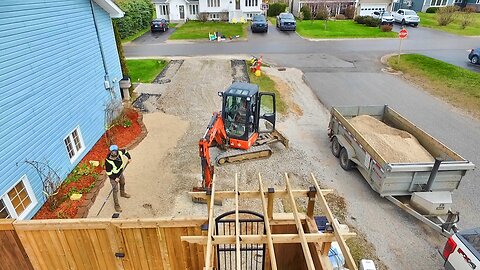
[[0, 218, 207, 270]]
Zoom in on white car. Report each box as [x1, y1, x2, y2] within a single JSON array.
[[393, 9, 420, 27], [371, 11, 394, 25]]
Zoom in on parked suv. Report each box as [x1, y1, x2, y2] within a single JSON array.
[[371, 11, 394, 25], [393, 9, 420, 27], [468, 48, 480, 64], [251, 14, 268, 33], [276, 13, 296, 31], [151, 19, 169, 32]]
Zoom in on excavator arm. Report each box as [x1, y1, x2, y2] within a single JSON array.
[[198, 112, 227, 189]]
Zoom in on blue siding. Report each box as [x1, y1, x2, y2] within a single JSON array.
[[0, 0, 123, 219]]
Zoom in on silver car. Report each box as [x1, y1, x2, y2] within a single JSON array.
[[393, 9, 420, 27], [372, 11, 394, 25]]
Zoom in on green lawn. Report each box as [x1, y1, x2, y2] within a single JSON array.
[[418, 12, 480, 36], [296, 20, 397, 38], [249, 72, 287, 114], [388, 54, 480, 118], [121, 27, 150, 43], [126, 59, 168, 83], [169, 21, 247, 40]]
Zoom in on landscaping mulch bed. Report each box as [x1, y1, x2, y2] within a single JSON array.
[[33, 108, 146, 219]]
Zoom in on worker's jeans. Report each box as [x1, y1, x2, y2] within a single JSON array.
[[110, 174, 126, 207]]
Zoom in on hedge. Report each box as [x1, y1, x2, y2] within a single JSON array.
[[267, 3, 287, 17], [113, 0, 155, 39]]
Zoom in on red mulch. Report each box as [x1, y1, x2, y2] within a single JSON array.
[[33, 108, 142, 219]]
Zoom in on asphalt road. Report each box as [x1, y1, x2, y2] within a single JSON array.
[[125, 24, 480, 267]]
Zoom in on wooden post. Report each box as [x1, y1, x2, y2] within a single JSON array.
[[306, 186, 317, 218], [234, 174, 241, 270], [258, 173, 278, 270], [267, 187, 275, 219], [204, 175, 216, 270], [285, 173, 316, 270], [311, 173, 357, 270]]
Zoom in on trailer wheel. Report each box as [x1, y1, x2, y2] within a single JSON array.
[[339, 148, 353, 171], [331, 137, 341, 158]]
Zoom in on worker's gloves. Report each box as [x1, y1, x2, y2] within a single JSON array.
[[115, 178, 120, 183]]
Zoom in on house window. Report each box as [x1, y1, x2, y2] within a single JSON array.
[[430, 0, 447, 6], [209, 13, 220, 19], [64, 127, 84, 162], [454, 0, 462, 3], [245, 0, 258, 6], [159, 5, 169, 15], [476, 0, 480, 4], [189, 4, 198, 15], [1, 176, 37, 220], [208, 0, 220, 7]]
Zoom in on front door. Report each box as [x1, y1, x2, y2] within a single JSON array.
[[179, 5, 185, 19]]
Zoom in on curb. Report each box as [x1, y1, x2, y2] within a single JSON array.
[[380, 53, 404, 75]]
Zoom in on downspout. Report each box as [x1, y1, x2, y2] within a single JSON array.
[[89, 0, 115, 97]]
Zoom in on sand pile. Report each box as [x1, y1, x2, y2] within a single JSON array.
[[349, 115, 434, 163]]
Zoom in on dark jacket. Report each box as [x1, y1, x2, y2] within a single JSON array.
[[105, 149, 131, 180]]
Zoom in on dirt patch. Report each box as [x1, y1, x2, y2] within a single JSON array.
[[153, 60, 184, 84], [231, 60, 250, 83], [350, 115, 434, 163], [268, 73, 303, 117], [132, 93, 162, 113]]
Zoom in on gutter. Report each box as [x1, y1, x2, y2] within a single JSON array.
[[89, 0, 112, 91]]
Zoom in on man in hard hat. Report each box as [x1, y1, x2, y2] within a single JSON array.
[[105, 145, 131, 212]]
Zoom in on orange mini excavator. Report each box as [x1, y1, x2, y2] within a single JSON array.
[[197, 82, 288, 190]]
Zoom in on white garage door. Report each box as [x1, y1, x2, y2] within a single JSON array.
[[359, 4, 387, 16]]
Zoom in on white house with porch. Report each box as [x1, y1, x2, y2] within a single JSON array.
[[152, 0, 261, 22]]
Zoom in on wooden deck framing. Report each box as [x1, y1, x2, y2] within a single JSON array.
[[186, 173, 358, 270]]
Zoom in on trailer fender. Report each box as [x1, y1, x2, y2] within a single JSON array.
[[335, 135, 356, 160]]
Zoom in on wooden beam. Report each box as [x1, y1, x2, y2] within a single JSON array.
[[181, 232, 356, 245], [188, 189, 333, 200], [306, 187, 317, 218], [305, 217, 334, 270], [235, 174, 241, 270], [267, 188, 274, 219], [258, 173, 278, 270], [285, 173, 316, 270], [204, 174, 216, 270], [311, 173, 357, 270], [0, 219, 14, 230]]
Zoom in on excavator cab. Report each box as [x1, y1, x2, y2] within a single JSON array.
[[219, 82, 276, 150]]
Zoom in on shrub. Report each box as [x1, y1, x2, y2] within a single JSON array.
[[436, 6, 460, 26], [198, 12, 209, 22], [316, 6, 329, 20], [345, 6, 355, 19], [355, 15, 367, 24], [301, 5, 312, 20], [335, 14, 346, 20], [426, 7, 439, 13], [113, 0, 155, 39], [365, 16, 381, 27], [267, 3, 287, 17], [220, 11, 229, 21], [459, 8, 475, 29], [380, 24, 393, 32]]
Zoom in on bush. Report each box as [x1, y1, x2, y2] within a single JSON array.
[[335, 14, 346, 20], [426, 7, 439, 13], [316, 6, 329, 20], [198, 12, 209, 22], [220, 11, 229, 21], [365, 16, 381, 27], [459, 8, 475, 29], [354, 15, 367, 24], [436, 6, 460, 26], [345, 6, 355, 19], [267, 3, 287, 17], [380, 24, 393, 32], [301, 5, 312, 20], [113, 0, 154, 39]]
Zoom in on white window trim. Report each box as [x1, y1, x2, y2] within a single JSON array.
[[476, 0, 479, 4], [1, 175, 38, 220], [430, 0, 448, 6], [64, 126, 85, 163]]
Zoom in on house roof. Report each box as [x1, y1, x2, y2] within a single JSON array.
[[93, 0, 124, 18]]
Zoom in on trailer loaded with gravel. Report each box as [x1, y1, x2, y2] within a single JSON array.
[[328, 105, 475, 236]]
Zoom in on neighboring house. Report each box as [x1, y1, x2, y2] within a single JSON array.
[[292, 0, 356, 17], [0, 0, 124, 220], [357, 0, 393, 16], [393, 0, 455, 12], [152, 0, 262, 22], [455, 0, 480, 11]]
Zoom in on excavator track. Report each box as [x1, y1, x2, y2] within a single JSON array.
[[215, 144, 272, 165]]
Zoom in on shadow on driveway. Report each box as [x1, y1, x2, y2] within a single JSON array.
[[131, 28, 176, 45]]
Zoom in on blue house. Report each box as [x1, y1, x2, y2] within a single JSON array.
[[0, 0, 124, 219], [393, 0, 456, 12]]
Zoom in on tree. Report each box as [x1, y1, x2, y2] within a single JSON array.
[[459, 7, 475, 29]]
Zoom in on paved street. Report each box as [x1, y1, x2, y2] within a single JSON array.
[[125, 24, 480, 268]]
